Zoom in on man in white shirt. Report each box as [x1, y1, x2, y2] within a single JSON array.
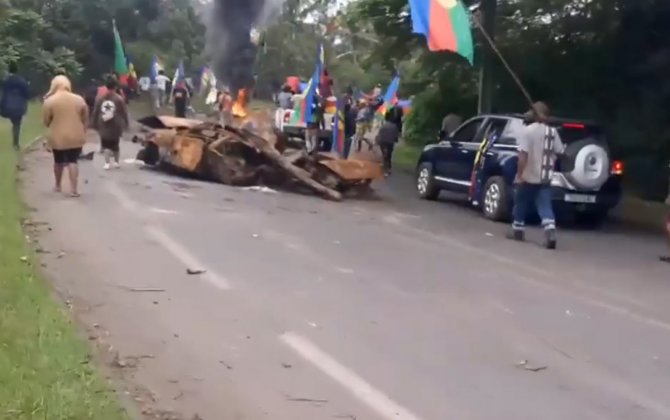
[[508, 102, 565, 249], [155, 70, 171, 107]]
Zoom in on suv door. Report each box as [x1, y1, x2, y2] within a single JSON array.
[[433, 117, 485, 186]]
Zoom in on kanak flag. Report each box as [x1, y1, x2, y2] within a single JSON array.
[[408, 0, 474, 64]]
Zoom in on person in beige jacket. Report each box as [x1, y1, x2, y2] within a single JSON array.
[[42, 75, 89, 197]]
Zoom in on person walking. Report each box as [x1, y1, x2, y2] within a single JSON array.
[[343, 99, 358, 159], [305, 94, 323, 154], [172, 81, 190, 118], [508, 102, 564, 249], [92, 77, 129, 170], [155, 70, 171, 107], [375, 111, 400, 176], [354, 99, 374, 151], [0, 62, 30, 150], [42, 75, 89, 197]]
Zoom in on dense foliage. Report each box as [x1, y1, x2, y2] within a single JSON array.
[[349, 0, 670, 199], [0, 0, 206, 94]]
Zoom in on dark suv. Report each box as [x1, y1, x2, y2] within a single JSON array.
[[415, 114, 623, 224]]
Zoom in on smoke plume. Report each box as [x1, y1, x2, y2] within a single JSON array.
[[208, 0, 283, 96]]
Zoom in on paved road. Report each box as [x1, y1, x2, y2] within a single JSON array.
[[22, 138, 670, 420]]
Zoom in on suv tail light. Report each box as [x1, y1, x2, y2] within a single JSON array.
[[611, 160, 624, 175], [283, 112, 290, 123], [563, 123, 586, 129]]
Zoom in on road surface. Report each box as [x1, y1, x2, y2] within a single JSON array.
[[22, 138, 670, 420]]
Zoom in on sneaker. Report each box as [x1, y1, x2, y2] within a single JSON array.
[[543, 229, 557, 250], [506, 229, 525, 242], [104, 163, 111, 170], [112, 162, 121, 169]]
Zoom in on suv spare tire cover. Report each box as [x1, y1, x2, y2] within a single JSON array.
[[561, 138, 610, 190]]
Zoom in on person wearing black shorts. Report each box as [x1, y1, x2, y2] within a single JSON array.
[[92, 77, 128, 170]]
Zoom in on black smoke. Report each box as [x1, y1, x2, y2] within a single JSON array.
[[209, 0, 275, 96]]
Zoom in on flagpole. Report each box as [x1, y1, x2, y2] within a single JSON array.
[[471, 12, 535, 110]]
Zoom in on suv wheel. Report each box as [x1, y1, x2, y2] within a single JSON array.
[[482, 176, 510, 221], [416, 163, 440, 200]]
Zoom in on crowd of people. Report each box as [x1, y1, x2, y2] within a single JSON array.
[[0, 63, 667, 259], [275, 79, 405, 176]]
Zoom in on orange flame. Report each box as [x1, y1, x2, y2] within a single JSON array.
[[232, 89, 248, 118]]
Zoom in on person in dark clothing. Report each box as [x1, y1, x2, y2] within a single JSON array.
[[84, 79, 99, 115], [389, 105, 404, 133], [0, 62, 30, 150], [92, 77, 129, 170], [343, 100, 358, 159], [172, 81, 190, 118], [375, 111, 400, 176]]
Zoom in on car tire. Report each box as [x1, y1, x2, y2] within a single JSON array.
[[482, 176, 511, 221], [416, 163, 440, 200]]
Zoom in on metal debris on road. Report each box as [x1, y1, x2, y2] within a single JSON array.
[[516, 359, 548, 372], [134, 114, 383, 201], [57, 251, 66, 259], [242, 185, 278, 194], [186, 268, 207, 275], [128, 287, 166, 293]]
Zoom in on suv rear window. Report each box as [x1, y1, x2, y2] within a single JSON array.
[[552, 123, 606, 144]]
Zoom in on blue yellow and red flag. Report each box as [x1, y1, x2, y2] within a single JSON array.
[[290, 43, 324, 124], [331, 97, 346, 156], [408, 0, 474, 64], [377, 73, 401, 117]]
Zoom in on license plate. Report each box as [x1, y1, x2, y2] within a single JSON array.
[[564, 194, 596, 203]]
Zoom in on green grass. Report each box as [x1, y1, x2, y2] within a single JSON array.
[[393, 142, 422, 173], [0, 103, 127, 419]]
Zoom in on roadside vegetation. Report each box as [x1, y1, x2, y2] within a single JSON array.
[[0, 103, 127, 419]]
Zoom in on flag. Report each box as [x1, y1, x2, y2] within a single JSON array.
[[408, 0, 474, 64], [112, 20, 129, 76], [377, 73, 401, 117], [150, 55, 163, 83], [290, 43, 324, 124], [331, 97, 345, 156], [200, 66, 213, 92], [172, 60, 185, 84]]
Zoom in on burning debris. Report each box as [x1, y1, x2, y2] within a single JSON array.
[[134, 111, 383, 201]]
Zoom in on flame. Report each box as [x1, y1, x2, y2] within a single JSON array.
[[232, 89, 248, 118]]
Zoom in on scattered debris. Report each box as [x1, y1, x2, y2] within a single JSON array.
[[186, 268, 206, 275], [219, 360, 233, 370], [485, 232, 494, 237], [20, 256, 28, 263], [516, 360, 548, 372], [565, 309, 574, 317], [57, 251, 66, 259], [286, 396, 329, 404], [251, 233, 260, 238], [134, 115, 383, 201], [242, 185, 278, 194], [281, 362, 293, 369], [128, 287, 166, 293]]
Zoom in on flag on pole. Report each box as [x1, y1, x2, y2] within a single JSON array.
[[113, 20, 129, 76], [150, 55, 164, 83], [200, 66, 213, 93], [408, 0, 474, 64], [169, 60, 185, 103], [377, 72, 401, 117], [290, 43, 324, 124], [331, 97, 346, 156]]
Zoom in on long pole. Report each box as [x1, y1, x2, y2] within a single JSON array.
[[471, 11, 535, 110]]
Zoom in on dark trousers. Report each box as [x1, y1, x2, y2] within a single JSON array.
[[11, 118, 21, 149], [379, 143, 395, 172], [512, 183, 556, 231]]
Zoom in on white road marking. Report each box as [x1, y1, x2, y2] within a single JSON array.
[[105, 181, 231, 290], [145, 226, 230, 290], [280, 332, 423, 420]]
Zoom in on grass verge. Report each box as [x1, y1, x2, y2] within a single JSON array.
[[0, 103, 127, 419], [393, 142, 422, 173]]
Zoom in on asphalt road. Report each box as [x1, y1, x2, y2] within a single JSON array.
[[22, 138, 670, 420]]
